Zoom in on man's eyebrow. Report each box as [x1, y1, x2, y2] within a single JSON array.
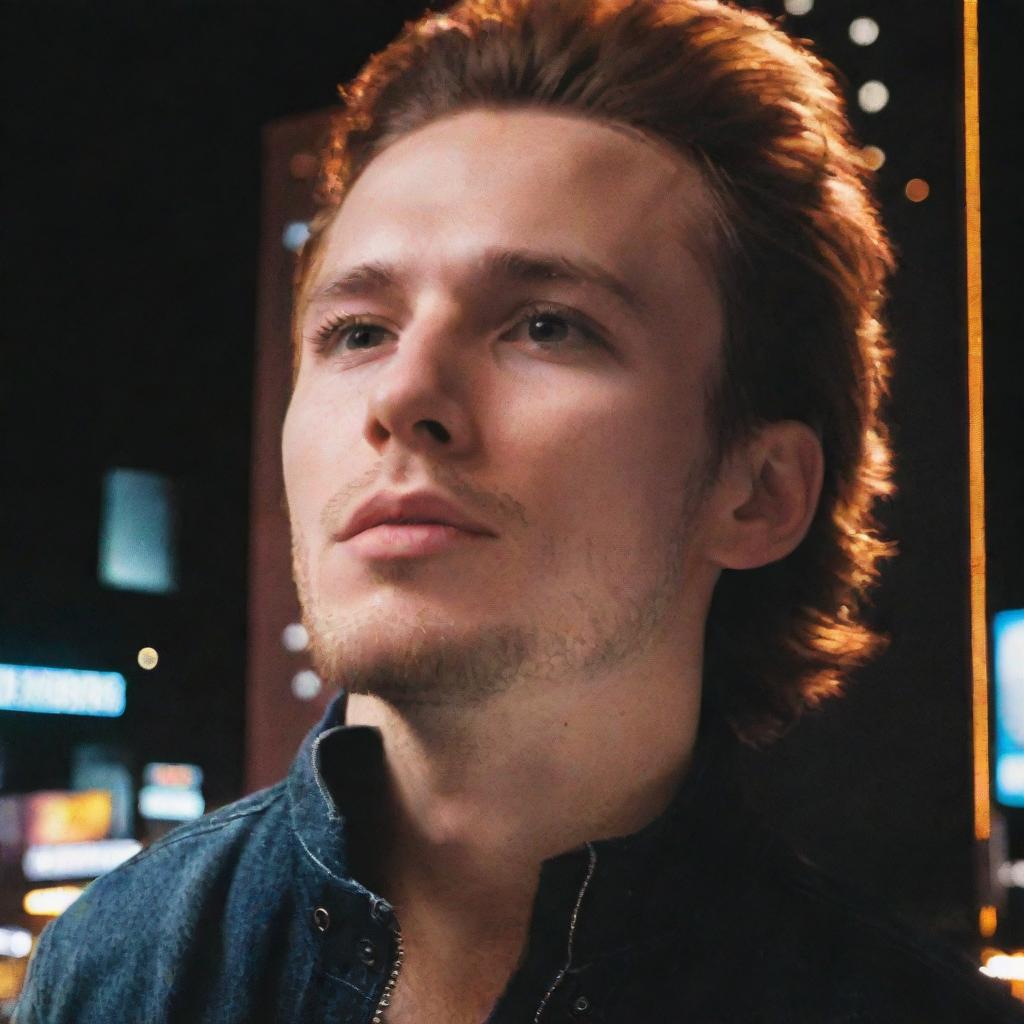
[[487, 248, 651, 315], [305, 260, 396, 307], [303, 247, 650, 316]]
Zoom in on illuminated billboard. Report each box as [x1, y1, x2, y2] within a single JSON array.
[[22, 839, 141, 881], [98, 467, 178, 594], [0, 663, 126, 717], [26, 790, 113, 846], [994, 609, 1024, 807], [139, 762, 205, 822], [0, 790, 113, 864]]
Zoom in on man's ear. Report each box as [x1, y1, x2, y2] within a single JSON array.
[[705, 421, 825, 571]]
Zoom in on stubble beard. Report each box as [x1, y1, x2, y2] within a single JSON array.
[[291, 531, 533, 708], [290, 462, 710, 713]]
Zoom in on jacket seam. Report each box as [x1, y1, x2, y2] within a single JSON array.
[[119, 784, 287, 869]]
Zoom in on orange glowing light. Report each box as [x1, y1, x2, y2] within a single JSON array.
[[22, 885, 83, 917], [980, 904, 998, 938], [962, 0, 990, 846], [904, 178, 930, 202], [0, 959, 28, 1001], [861, 145, 886, 171], [981, 951, 1024, 980], [25, 789, 112, 846]]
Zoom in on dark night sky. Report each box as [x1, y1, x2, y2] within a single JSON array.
[[2, 0, 1023, 950]]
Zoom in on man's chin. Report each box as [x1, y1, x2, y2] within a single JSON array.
[[305, 622, 532, 710]]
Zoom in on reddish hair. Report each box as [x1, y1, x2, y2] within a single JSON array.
[[293, 0, 896, 745]]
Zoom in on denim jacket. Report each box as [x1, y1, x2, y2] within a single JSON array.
[[16, 693, 1024, 1023]]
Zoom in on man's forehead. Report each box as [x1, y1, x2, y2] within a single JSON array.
[[307, 108, 720, 309]]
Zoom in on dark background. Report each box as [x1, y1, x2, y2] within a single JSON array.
[[2, 0, 1022, 951]]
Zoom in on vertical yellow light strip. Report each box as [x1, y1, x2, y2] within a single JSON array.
[[963, 0, 989, 843]]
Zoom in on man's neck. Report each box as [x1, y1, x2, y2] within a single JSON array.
[[343, 662, 700, 1023], [344, 656, 702, 943]]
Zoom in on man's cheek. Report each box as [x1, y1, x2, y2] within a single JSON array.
[[285, 417, 332, 502]]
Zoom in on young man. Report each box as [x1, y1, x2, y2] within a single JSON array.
[[18, 1, 1023, 1021]]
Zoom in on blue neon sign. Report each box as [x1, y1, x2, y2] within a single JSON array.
[[0, 664, 126, 718], [994, 610, 1024, 807]]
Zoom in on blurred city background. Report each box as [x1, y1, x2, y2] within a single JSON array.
[[2, 0, 1022, 1014]]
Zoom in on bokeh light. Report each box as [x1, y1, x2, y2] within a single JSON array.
[[291, 669, 322, 701], [282, 221, 311, 253], [861, 145, 886, 171], [281, 622, 309, 653], [137, 647, 159, 671], [905, 178, 931, 203], [849, 17, 880, 46], [857, 80, 890, 114]]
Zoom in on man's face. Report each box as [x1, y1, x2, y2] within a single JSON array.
[[283, 108, 725, 708]]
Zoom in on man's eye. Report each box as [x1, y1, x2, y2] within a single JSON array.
[[311, 316, 392, 354], [341, 323, 390, 350], [503, 307, 602, 351], [527, 315, 571, 344]]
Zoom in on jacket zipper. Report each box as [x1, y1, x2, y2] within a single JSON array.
[[371, 916, 406, 1024], [533, 843, 598, 1024]]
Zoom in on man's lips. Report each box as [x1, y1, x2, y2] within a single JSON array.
[[344, 521, 492, 559], [337, 489, 497, 543]]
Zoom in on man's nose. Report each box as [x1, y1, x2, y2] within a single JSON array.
[[362, 320, 479, 459]]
